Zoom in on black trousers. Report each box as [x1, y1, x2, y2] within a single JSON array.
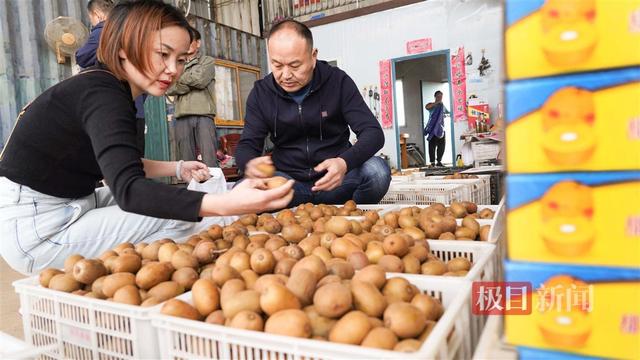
[[428, 135, 446, 164]]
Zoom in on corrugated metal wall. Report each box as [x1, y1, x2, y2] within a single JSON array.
[[0, 0, 89, 149], [214, 0, 261, 37]]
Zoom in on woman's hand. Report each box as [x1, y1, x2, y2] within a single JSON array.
[[200, 178, 294, 216], [181, 161, 211, 183]]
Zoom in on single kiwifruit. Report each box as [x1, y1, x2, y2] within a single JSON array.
[[347, 251, 369, 270], [365, 241, 385, 264], [361, 327, 398, 350], [461, 201, 478, 214], [204, 310, 225, 325], [377, 255, 404, 273], [439, 232, 456, 240], [421, 260, 447, 275], [222, 289, 261, 319], [382, 277, 416, 303], [479, 225, 491, 241], [402, 226, 426, 242], [253, 274, 286, 294], [264, 309, 311, 338], [71, 259, 107, 285], [447, 257, 472, 272], [328, 310, 371, 344], [281, 224, 308, 243], [229, 251, 251, 273], [408, 244, 430, 262], [394, 339, 422, 352], [478, 208, 494, 219], [383, 302, 427, 339], [229, 310, 264, 331], [260, 283, 301, 315], [64, 254, 85, 273], [298, 235, 321, 255], [136, 262, 174, 290], [220, 278, 246, 305], [382, 233, 410, 257], [402, 254, 421, 274], [240, 269, 259, 289], [313, 282, 352, 318], [39, 268, 64, 288], [455, 227, 477, 240], [287, 268, 318, 306], [102, 273, 136, 297], [170, 250, 199, 270], [283, 244, 305, 260], [256, 163, 276, 177], [352, 264, 386, 289], [324, 217, 351, 237], [411, 293, 444, 321], [157, 243, 179, 263], [383, 213, 399, 228], [304, 305, 336, 338], [112, 284, 141, 305], [290, 255, 327, 281], [249, 248, 275, 274], [462, 216, 480, 236], [351, 280, 387, 318], [110, 254, 142, 274], [192, 279, 220, 317], [148, 281, 184, 302], [210, 264, 241, 287], [160, 299, 200, 320], [49, 273, 82, 293], [274, 258, 297, 276], [171, 267, 198, 290]]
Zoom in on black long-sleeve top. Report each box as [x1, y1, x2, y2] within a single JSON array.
[[0, 66, 205, 221]]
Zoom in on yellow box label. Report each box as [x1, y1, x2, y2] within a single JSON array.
[[505, 281, 640, 359], [506, 0, 640, 80], [507, 181, 640, 266], [506, 82, 640, 173]]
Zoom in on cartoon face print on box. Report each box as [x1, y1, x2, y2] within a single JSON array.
[[540, 0, 598, 66], [540, 87, 596, 165], [540, 181, 596, 256]]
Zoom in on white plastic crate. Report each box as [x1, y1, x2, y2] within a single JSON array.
[[421, 240, 496, 282], [152, 276, 473, 360], [381, 183, 467, 205], [422, 175, 492, 205], [13, 277, 166, 360]]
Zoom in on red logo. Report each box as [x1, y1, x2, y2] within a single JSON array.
[[472, 281, 532, 315]]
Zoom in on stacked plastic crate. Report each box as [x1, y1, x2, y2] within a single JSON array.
[[503, 1, 640, 359]]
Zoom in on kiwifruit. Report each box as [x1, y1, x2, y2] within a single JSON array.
[[411, 293, 444, 321], [140, 242, 162, 261], [382, 277, 416, 304], [325, 259, 354, 280], [204, 310, 225, 325], [169, 267, 197, 290], [274, 258, 297, 276], [246, 248, 273, 275], [371, 224, 394, 237], [264, 236, 286, 251], [397, 215, 418, 229], [383, 213, 399, 228], [418, 320, 437, 342], [109, 254, 141, 274], [228, 251, 251, 273], [89, 276, 107, 299], [237, 270, 256, 290], [362, 210, 379, 223], [168, 250, 197, 270], [347, 251, 369, 270], [402, 254, 421, 274], [282, 244, 304, 260], [479, 225, 491, 241], [281, 224, 308, 244], [99, 250, 118, 262], [232, 235, 250, 250], [308, 247, 329, 264], [479, 208, 494, 219], [253, 274, 286, 294], [313, 282, 352, 318], [365, 241, 385, 264], [161, 299, 200, 320], [407, 244, 429, 262], [291, 255, 327, 281], [439, 232, 456, 240], [361, 327, 398, 350], [462, 216, 480, 235], [369, 317, 384, 328], [191, 241, 216, 265], [71, 259, 106, 285], [324, 216, 351, 237], [460, 201, 477, 214], [383, 302, 427, 339], [136, 262, 173, 290], [103, 273, 136, 297], [204, 225, 222, 240], [421, 260, 447, 275], [328, 310, 371, 344], [260, 283, 301, 315], [398, 207, 413, 217], [287, 266, 318, 305], [447, 257, 472, 272], [352, 264, 386, 289], [298, 235, 321, 256], [220, 278, 246, 305], [377, 255, 404, 273], [39, 268, 64, 288], [48, 273, 82, 293], [229, 310, 264, 331], [157, 243, 179, 263], [191, 279, 220, 317], [147, 281, 184, 302], [264, 309, 311, 338], [316, 274, 342, 288], [455, 227, 477, 240], [110, 284, 140, 305], [351, 280, 387, 317], [330, 237, 362, 259], [64, 254, 84, 273], [210, 264, 241, 287], [449, 203, 468, 218], [382, 233, 410, 257], [222, 289, 261, 319], [402, 226, 426, 242], [394, 339, 422, 352]]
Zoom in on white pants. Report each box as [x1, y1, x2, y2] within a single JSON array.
[[0, 177, 224, 275]]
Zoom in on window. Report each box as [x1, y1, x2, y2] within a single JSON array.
[[214, 60, 261, 126], [395, 79, 406, 127]]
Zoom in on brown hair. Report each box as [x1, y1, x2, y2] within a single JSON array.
[[97, 0, 192, 80]]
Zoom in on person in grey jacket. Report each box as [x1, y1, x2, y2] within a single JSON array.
[[167, 28, 219, 168]]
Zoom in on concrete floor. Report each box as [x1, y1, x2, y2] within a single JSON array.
[[0, 257, 25, 339]]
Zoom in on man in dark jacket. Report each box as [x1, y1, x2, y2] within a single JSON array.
[[235, 20, 391, 206]]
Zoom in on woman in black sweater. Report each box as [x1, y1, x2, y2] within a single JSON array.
[[0, 0, 293, 274]]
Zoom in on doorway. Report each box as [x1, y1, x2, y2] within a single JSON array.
[[392, 51, 455, 169]]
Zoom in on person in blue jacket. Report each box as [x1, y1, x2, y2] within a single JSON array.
[[424, 90, 450, 167], [235, 19, 391, 207], [76, 0, 147, 154]]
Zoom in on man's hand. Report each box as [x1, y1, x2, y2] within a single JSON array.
[[181, 161, 210, 183], [312, 157, 348, 192], [244, 156, 274, 179], [209, 178, 294, 215]]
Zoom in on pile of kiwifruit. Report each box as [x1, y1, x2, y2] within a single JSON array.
[[162, 261, 444, 352], [443, 173, 479, 180]]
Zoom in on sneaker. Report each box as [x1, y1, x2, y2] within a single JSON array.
[[436, 162, 444, 167]]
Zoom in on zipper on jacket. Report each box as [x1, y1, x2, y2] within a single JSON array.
[[298, 104, 312, 179]]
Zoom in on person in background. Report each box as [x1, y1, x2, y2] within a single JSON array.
[[235, 19, 391, 207], [0, 0, 293, 275], [424, 90, 450, 167], [166, 28, 219, 168], [76, 0, 147, 155]]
